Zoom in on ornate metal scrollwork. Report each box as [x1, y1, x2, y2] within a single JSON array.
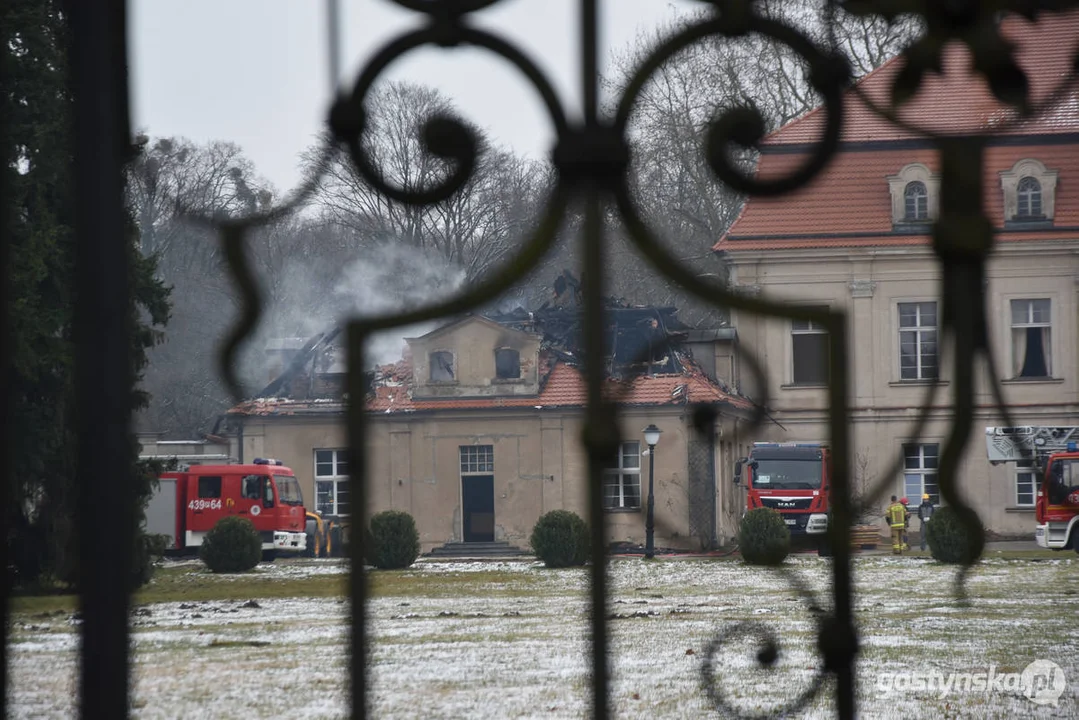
[[199, 1, 1079, 717]]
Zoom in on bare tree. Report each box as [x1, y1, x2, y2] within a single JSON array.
[[128, 136, 276, 437], [601, 1, 918, 325], [310, 81, 547, 283]]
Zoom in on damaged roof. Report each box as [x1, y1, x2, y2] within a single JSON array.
[[233, 270, 753, 417], [229, 350, 752, 417]]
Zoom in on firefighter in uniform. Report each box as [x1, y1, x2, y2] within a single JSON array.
[[899, 497, 911, 551], [885, 495, 907, 555]]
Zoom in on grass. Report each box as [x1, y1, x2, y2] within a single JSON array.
[[8, 553, 1079, 718]]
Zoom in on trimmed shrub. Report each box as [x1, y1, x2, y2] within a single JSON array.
[[530, 510, 590, 568], [366, 511, 420, 569], [199, 517, 262, 573], [739, 508, 791, 566], [926, 505, 985, 564]]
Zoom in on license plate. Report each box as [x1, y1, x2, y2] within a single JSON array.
[[784, 519, 796, 525], [1035, 527, 1045, 537]]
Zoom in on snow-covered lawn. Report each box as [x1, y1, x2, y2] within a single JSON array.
[[8, 554, 1079, 718]]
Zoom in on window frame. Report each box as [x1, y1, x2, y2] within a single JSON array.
[[790, 309, 830, 386], [459, 445, 494, 475], [902, 443, 939, 506], [1015, 459, 1037, 507], [494, 347, 521, 380], [603, 441, 642, 511], [1000, 158, 1057, 224], [887, 163, 939, 226], [429, 350, 455, 382], [314, 448, 350, 517], [897, 301, 938, 382], [1009, 298, 1052, 379], [903, 181, 929, 221], [1016, 176, 1043, 219]]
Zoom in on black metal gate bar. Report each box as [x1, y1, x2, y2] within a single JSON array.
[[67, 0, 136, 717], [0, 3, 11, 713], [578, 1, 615, 717], [346, 324, 370, 719], [825, 318, 856, 720]]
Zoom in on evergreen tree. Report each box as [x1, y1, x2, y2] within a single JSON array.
[[3, 0, 170, 588]]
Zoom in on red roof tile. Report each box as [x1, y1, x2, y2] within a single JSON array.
[[718, 144, 1079, 249], [716, 11, 1079, 253], [768, 11, 1079, 145], [229, 358, 753, 417]]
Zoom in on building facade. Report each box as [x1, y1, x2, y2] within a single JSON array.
[[228, 310, 754, 553], [715, 11, 1079, 534]]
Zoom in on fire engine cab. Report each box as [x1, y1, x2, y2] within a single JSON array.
[[735, 442, 832, 542], [986, 427, 1079, 552], [147, 458, 307, 556]]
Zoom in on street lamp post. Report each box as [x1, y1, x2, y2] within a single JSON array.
[[643, 424, 662, 559]]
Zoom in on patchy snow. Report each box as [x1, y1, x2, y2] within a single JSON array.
[[7, 555, 1079, 718]]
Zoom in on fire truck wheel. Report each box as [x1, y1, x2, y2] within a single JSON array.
[[261, 550, 278, 562]]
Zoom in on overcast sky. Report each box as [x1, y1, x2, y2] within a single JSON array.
[[130, 0, 698, 193]]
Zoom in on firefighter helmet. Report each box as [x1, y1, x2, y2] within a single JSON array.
[[922, 493, 930, 500], [900, 497, 909, 505]]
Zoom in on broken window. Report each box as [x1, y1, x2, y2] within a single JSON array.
[[1011, 299, 1051, 378], [791, 311, 829, 385], [430, 351, 454, 381], [495, 348, 521, 379]]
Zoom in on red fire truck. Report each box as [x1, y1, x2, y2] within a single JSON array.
[[986, 426, 1079, 552], [146, 458, 307, 557], [735, 442, 832, 546]]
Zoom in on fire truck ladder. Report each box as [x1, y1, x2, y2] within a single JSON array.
[[985, 426, 1079, 468]]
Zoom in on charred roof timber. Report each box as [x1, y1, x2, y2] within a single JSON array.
[[254, 271, 730, 402]]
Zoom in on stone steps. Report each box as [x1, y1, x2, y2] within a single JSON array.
[[426, 541, 533, 559]]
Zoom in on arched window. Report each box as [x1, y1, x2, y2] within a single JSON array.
[[904, 181, 928, 221], [1017, 176, 1042, 218]]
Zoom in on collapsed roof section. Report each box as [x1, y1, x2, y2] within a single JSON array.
[[232, 270, 749, 416]]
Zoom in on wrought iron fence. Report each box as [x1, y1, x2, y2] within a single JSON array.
[[5, 0, 1079, 718]]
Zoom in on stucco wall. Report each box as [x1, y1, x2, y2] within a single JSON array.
[[236, 407, 740, 553], [727, 239, 1079, 535]]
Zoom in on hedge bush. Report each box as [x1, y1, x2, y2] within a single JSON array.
[[366, 511, 420, 569], [199, 516, 262, 573], [926, 505, 985, 564], [530, 510, 590, 568], [739, 508, 791, 566]]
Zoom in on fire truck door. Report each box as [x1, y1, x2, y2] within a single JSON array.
[[238, 474, 270, 521], [187, 475, 225, 533]]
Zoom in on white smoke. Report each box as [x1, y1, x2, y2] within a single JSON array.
[[331, 243, 468, 366]]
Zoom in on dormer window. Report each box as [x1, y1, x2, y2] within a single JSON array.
[[887, 163, 939, 227], [904, 181, 928, 221], [430, 351, 454, 381], [495, 348, 520, 379], [1017, 177, 1042, 218], [1001, 158, 1057, 225]]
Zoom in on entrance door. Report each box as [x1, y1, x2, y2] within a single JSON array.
[[462, 475, 494, 542]]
